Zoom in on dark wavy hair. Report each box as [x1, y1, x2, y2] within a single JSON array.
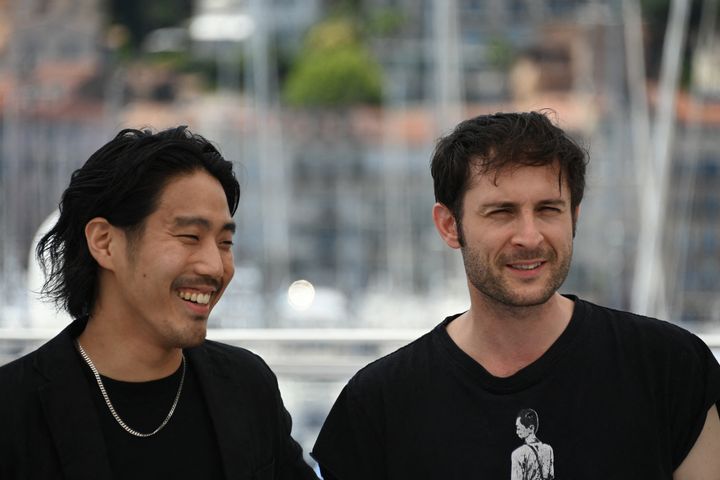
[[430, 110, 588, 243], [36, 126, 240, 319]]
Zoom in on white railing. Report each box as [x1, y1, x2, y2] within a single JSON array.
[[2, 327, 718, 345], [0, 328, 425, 379], [0, 327, 428, 342], [2, 328, 719, 379]]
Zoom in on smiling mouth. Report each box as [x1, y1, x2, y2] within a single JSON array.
[[177, 291, 212, 305], [508, 262, 543, 271]]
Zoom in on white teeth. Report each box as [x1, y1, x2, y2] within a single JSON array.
[[512, 262, 542, 270], [178, 291, 211, 305]]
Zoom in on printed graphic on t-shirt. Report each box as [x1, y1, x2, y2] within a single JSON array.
[[511, 408, 554, 480]]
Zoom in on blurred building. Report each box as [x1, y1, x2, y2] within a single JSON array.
[[190, 0, 321, 55], [667, 101, 720, 325], [0, 0, 718, 329], [0, 0, 110, 325]]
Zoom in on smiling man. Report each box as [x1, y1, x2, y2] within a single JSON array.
[[0, 127, 317, 480], [312, 112, 720, 479]]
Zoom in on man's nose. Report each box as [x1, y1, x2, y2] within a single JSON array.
[[510, 213, 544, 249], [195, 241, 225, 278]]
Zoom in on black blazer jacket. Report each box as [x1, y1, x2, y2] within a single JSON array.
[[0, 318, 318, 480]]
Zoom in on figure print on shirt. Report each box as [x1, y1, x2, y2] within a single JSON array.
[[511, 408, 554, 480]]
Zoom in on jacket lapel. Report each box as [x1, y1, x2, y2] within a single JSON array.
[[34, 319, 113, 479], [190, 344, 256, 479], [34, 323, 259, 479]]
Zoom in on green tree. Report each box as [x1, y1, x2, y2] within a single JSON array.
[[283, 18, 383, 107]]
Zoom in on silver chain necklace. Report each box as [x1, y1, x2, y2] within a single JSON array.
[[75, 340, 186, 438]]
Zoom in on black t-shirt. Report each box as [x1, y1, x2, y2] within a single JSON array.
[[81, 355, 224, 479], [312, 297, 720, 480]]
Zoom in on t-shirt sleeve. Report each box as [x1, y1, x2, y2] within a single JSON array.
[[311, 382, 386, 480], [670, 334, 720, 469]]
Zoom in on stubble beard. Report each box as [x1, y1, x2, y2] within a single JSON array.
[[158, 313, 209, 349], [460, 243, 573, 308], [167, 326, 206, 350]]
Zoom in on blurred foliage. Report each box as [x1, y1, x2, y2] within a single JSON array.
[[305, 18, 358, 50], [325, 1, 407, 37], [486, 36, 516, 71], [283, 18, 383, 107], [144, 50, 223, 90], [366, 7, 407, 37], [105, 1, 392, 100]]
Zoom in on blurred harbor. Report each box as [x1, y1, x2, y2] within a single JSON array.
[[1, 0, 720, 467]]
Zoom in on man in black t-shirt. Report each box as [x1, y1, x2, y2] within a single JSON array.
[[312, 111, 720, 479], [0, 127, 317, 479]]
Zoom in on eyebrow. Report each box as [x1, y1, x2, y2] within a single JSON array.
[[479, 198, 568, 211], [537, 199, 567, 207], [173, 216, 236, 233]]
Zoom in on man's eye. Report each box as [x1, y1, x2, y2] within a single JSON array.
[[179, 234, 199, 241]]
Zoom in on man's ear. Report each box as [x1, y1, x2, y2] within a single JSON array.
[[432, 203, 461, 249], [85, 217, 119, 270]]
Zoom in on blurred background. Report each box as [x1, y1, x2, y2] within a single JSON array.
[[1, 0, 719, 468]]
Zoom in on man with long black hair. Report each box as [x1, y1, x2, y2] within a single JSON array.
[[0, 127, 317, 479], [312, 111, 720, 479]]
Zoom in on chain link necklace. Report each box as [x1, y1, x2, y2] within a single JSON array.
[[75, 340, 186, 438]]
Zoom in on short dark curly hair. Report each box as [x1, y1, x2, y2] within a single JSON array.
[[430, 110, 588, 242], [36, 126, 240, 319]]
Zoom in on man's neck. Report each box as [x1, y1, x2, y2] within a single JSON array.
[[77, 312, 184, 382], [446, 292, 575, 378]]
